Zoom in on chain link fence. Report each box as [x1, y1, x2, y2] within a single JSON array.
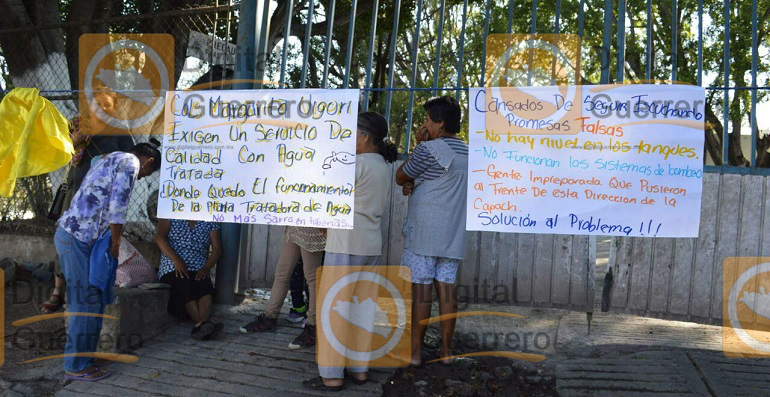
[[0, 0, 239, 241]]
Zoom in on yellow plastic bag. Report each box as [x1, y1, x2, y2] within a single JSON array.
[[0, 88, 74, 197]]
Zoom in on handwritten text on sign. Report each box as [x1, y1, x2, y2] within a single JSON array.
[[467, 85, 705, 237], [158, 89, 359, 229]]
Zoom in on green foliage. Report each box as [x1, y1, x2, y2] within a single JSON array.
[[266, 0, 767, 162]]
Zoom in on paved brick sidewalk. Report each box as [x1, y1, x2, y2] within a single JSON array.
[[52, 292, 770, 396], [554, 311, 770, 396], [55, 308, 394, 397]]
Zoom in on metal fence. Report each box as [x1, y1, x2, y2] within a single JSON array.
[[0, 0, 767, 242], [238, 0, 767, 170], [0, 1, 240, 241]]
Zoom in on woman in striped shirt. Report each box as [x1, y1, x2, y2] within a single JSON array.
[[396, 96, 469, 367]]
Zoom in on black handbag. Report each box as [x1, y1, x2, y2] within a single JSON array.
[[47, 181, 69, 221]]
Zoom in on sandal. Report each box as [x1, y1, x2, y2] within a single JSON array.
[[191, 322, 216, 340], [41, 293, 65, 314], [205, 322, 224, 341], [302, 376, 344, 392], [91, 358, 114, 367], [404, 361, 425, 370], [64, 367, 111, 382], [344, 369, 368, 385]]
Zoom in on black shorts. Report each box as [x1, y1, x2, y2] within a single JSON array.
[[160, 271, 215, 321]]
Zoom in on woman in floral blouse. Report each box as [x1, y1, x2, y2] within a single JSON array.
[[42, 88, 134, 314], [55, 140, 161, 382]]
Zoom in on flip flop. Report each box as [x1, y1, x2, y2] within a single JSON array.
[[302, 376, 344, 392], [64, 367, 111, 382], [344, 369, 368, 385]]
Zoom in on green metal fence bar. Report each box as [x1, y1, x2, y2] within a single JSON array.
[[255, 0, 271, 88], [455, 0, 468, 99], [555, 0, 562, 86], [617, 0, 626, 83], [279, 0, 294, 86], [209, 0, 221, 86], [480, 0, 491, 86], [384, 0, 402, 121], [404, 0, 424, 153], [697, 0, 703, 86], [529, 0, 538, 86], [431, 0, 446, 96], [601, 0, 612, 84], [723, 0, 730, 164], [646, 0, 652, 81], [751, 0, 758, 167], [362, 0, 380, 111], [321, 0, 336, 88], [342, 0, 357, 88], [705, 165, 770, 176], [300, 0, 316, 88], [671, 0, 678, 82], [578, 0, 585, 38]]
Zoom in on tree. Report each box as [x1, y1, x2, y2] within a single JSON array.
[[0, 0, 229, 221], [1, 0, 768, 222]]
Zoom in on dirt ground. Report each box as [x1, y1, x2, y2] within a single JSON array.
[[2, 269, 68, 396], [382, 326, 556, 397]]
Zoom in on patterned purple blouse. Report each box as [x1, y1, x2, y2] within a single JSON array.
[[59, 152, 139, 244]]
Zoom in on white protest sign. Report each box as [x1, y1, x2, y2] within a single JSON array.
[[158, 89, 359, 229], [467, 85, 705, 237]]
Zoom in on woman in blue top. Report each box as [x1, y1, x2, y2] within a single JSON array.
[[156, 219, 223, 340]]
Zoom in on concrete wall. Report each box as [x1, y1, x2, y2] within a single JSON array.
[[239, 162, 596, 311], [0, 234, 58, 264], [608, 173, 764, 325], [0, 234, 161, 269]]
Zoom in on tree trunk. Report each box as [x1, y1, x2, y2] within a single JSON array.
[[0, 0, 76, 116], [64, 0, 121, 92]]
